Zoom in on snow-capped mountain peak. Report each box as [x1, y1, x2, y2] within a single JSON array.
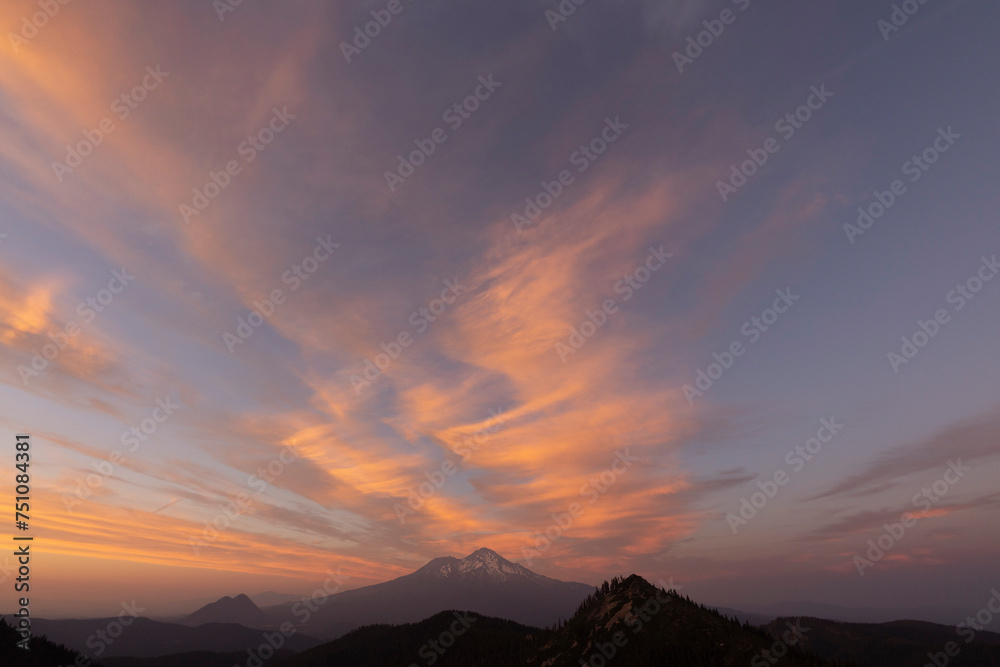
[[414, 548, 543, 583]]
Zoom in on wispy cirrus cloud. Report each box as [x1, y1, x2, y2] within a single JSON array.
[[809, 411, 1000, 501]]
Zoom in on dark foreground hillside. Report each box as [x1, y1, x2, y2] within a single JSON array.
[[529, 574, 838, 667], [772, 615, 1000, 667], [274, 574, 842, 667], [276, 611, 536, 667], [0, 616, 103, 666], [102, 650, 297, 667]]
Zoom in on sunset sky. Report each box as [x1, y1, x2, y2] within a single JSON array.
[[1, 0, 998, 620]]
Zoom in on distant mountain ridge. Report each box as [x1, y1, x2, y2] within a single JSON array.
[[733, 599, 969, 625], [250, 591, 306, 607], [30, 616, 320, 659], [773, 615, 1000, 667]]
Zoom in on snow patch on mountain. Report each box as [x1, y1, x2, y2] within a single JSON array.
[[415, 548, 545, 583]]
